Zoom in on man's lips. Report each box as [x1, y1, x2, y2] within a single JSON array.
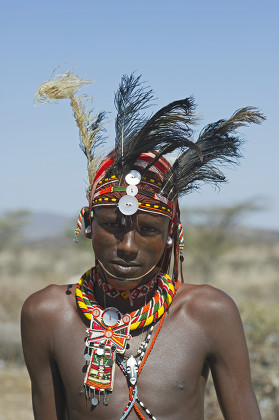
[[111, 261, 140, 268]]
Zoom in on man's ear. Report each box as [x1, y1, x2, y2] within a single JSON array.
[[83, 207, 92, 238]]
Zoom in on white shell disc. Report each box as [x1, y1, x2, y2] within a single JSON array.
[[126, 185, 138, 196], [125, 170, 141, 185], [96, 348, 104, 356], [118, 195, 139, 215], [84, 353, 91, 362]]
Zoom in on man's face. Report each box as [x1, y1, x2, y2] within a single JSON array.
[[91, 206, 170, 290]]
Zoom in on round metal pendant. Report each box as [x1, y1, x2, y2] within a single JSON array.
[[91, 397, 98, 406], [84, 353, 91, 362], [126, 185, 138, 196], [102, 308, 120, 327], [118, 195, 139, 215], [125, 170, 141, 185]]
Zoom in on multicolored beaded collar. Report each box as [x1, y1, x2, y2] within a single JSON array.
[[95, 273, 157, 300], [76, 267, 178, 330]]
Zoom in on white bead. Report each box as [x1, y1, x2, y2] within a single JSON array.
[[96, 348, 104, 356]]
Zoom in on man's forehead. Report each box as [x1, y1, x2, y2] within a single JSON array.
[[93, 206, 170, 223]]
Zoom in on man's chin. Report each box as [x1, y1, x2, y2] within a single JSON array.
[[98, 261, 156, 288]]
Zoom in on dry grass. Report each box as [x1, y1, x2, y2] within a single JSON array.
[[0, 365, 32, 420]]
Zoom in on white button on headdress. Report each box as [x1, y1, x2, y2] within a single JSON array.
[[118, 170, 141, 215]]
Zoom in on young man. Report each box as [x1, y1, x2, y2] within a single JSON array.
[[22, 71, 264, 419]]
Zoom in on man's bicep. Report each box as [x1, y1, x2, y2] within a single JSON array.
[[208, 293, 261, 419], [21, 294, 66, 420]]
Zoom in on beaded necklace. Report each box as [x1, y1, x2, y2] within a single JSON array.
[[76, 267, 177, 330], [116, 318, 162, 420], [96, 274, 157, 301], [75, 266, 180, 415]]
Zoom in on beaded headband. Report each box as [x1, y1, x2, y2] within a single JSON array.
[[90, 151, 173, 218]]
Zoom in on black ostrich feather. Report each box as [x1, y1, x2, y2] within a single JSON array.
[[122, 97, 201, 174], [165, 107, 266, 199], [110, 73, 200, 177], [114, 73, 154, 170]]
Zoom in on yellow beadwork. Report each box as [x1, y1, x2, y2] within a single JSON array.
[[76, 269, 178, 330]]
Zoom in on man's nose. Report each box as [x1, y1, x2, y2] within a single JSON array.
[[117, 229, 138, 257]]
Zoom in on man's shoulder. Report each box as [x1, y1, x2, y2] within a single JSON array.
[[21, 283, 77, 323], [175, 282, 240, 325]]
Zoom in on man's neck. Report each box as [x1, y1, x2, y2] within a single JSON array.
[[93, 272, 157, 314]]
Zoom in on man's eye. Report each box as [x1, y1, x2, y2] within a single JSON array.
[[103, 222, 122, 229], [139, 225, 157, 233]]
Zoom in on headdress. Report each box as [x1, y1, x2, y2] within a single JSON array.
[[35, 68, 265, 280]]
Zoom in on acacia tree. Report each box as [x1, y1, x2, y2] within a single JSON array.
[[181, 201, 262, 283]]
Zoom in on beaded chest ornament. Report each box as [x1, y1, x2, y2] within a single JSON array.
[[84, 306, 132, 405], [76, 267, 178, 407]]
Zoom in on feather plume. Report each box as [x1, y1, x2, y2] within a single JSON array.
[[36, 69, 266, 204], [164, 107, 266, 199], [35, 68, 92, 102], [122, 97, 201, 174], [114, 73, 154, 170], [110, 74, 200, 176], [35, 68, 106, 198]]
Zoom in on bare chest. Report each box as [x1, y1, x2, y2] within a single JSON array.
[[53, 304, 209, 420]]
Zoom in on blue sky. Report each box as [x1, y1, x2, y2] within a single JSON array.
[[1, 0, 278, 230]]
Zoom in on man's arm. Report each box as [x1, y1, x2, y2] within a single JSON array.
[[21, 286, 66, 420], [206, 288, 261, 419]]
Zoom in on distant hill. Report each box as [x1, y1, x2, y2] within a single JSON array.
[[22, 212, 73, 242]]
